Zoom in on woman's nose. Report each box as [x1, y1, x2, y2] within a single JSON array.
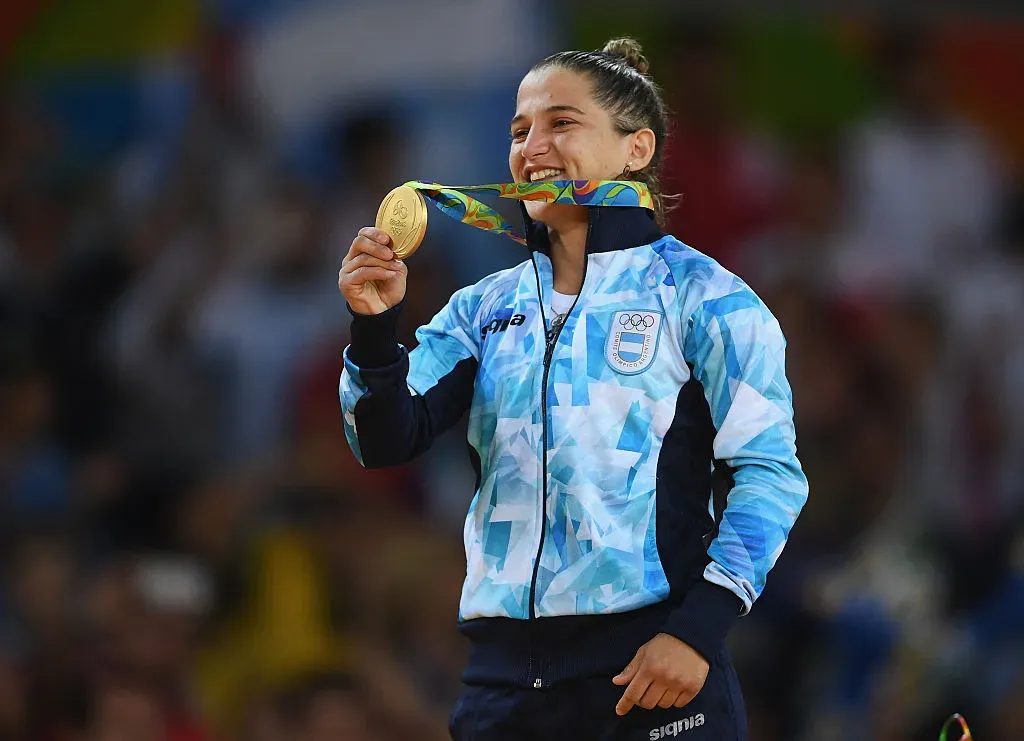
[[522, 127, 551, 158]]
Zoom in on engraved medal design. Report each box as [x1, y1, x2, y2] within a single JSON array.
[[375, 185, 428, 259]]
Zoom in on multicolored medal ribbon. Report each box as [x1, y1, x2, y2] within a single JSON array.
[[939, 714, 972, 741], [374, 179, 653, 258]]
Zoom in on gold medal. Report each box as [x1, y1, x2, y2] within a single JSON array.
[[375, 185, 427, 259]]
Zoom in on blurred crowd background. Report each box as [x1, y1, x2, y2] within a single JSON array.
[[1, 2, 1023, 740]]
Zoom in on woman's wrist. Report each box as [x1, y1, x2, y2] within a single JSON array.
[[347, 300, 404, 367]]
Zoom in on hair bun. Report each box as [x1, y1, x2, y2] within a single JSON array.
[[601, 37, 650, 75]]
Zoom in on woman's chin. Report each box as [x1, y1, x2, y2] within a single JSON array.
[[525, 201, 583, 228]]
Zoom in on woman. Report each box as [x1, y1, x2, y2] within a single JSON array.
[[338, 38, 807, 741]]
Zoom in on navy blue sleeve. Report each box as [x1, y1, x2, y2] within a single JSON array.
[[340, 292, 480, 468]]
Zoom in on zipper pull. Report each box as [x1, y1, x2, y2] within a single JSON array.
[[545, 313, 566, 355]]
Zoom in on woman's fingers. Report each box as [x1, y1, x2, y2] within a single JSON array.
[[341, 252, 403, 275], [345, 266, 401, 284], [343, 232, 394, 265]]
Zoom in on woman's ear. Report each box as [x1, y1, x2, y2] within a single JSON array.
[[628, 129, 656, 171]]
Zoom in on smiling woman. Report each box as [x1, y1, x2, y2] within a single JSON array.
[[511, 38, 669, 229], [337, 36, 807, 741], [507, 38, 669, 302]]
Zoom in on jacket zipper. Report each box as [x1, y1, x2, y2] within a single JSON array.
[[526, 216, 593, 689]]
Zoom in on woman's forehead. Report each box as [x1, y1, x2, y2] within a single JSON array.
[[515, 67, 593, 112]]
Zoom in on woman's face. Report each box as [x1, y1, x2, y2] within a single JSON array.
[[509, 67, 652, 228]]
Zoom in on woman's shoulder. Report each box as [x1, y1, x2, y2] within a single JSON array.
[[652, 235, 754, 307], [446, 258, 534, 317]]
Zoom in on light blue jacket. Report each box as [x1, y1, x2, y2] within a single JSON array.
[[339, 207, 807, 675]]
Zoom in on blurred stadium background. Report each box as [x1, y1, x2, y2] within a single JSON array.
[[1, 1, 1022, 740]]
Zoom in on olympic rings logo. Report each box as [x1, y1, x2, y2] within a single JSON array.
[[618, 313, 655, 330]]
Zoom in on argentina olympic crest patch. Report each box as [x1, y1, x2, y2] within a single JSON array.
[[605, 310, 663, 375]]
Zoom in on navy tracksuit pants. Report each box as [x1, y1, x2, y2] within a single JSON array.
[[449, 648, 747, 741]]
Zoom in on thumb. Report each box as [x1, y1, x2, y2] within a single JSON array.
[[612, 647, 644, 685]]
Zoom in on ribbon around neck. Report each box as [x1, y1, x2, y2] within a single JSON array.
[[938, 714, 972, 741], [404, 179, 653, 246]]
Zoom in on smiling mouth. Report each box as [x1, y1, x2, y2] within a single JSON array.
[[528, 168, 565, 182]]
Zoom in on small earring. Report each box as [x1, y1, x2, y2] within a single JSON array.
[[622, 161, 633, 177]]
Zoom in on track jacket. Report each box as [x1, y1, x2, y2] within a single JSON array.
[[339, 206, 808, 687]]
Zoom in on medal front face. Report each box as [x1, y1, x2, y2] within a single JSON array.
[[375, 185, 427, 258]]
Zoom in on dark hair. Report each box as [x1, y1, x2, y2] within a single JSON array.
[[532, 37, 673, 227]]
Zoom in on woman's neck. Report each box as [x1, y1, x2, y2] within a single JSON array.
[[548, 217, 589, 295]]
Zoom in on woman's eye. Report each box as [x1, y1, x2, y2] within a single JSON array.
[[511, 129, 528, 141], [553, 119, 574, 128]]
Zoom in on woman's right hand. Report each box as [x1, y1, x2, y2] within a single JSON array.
[[339, 227, 408, 315]]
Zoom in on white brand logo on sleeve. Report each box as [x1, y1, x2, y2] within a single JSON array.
[[649, 714, 705, 739], [606, 311, 662, 374]]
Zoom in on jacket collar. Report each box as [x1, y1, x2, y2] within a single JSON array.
[[520, 204, 664, 256]]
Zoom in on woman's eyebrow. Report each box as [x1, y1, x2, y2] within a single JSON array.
[[510, 105, 587, 128]]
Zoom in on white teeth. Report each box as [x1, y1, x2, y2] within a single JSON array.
[[529, 168, 563, 182]]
